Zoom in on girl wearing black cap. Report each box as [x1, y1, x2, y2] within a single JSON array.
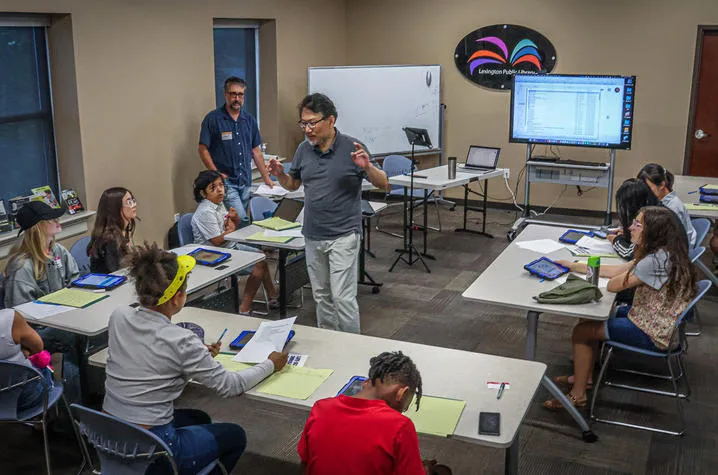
[[4, 201, 83, 402]]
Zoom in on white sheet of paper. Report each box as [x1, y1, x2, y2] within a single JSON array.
[[515, 239, 565, 254], [14, 301, 74, 320], [554, 273, 610, 288], [263, 228, 304, 238], [287, 353, 308, 367], [233, 317, 297, 363], [576, 236, 616, 255], [255, 184, 289, 197]]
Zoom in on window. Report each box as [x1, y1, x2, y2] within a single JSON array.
[[0, 21, 58, 205], [213, 24, 260, 122]]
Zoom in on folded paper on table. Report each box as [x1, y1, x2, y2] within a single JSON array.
[[575, 236, 616, 255], [256, 366, 333, 400], [406, 395, 466, 437], [37, 288, 109, 308], [255, 184, 289, 197], [14, 301, 74, 320], [246, 231, 294, 243], [555, 273, 609, 288], [515, 239, 564, 254], [253, 216, 302, 231], [263, 228, 304, 238], [215, 353, 254, 372], [700, 184, 718, 191], [234, 317, 296, 363]]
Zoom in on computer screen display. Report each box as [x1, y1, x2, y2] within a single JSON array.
[[510, 74, 636, 149], [466, 146, 500, 168]]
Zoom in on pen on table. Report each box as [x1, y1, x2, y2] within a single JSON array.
[[216, 328, 228, 345], [497, 382, 506, 400]]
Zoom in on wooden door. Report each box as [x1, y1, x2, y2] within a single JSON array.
[[687, 29, 718, 177]]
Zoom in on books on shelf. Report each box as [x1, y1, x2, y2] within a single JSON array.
[[31, 186, 61, 208], [61, 189, 85, 214], [8, 195, 32, 228], [0, 199, 11, 232]]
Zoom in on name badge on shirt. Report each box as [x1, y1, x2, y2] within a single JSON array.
[[51, 256, 63, 270], [221, 131, 232, 141]]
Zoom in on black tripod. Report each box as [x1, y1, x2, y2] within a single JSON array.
[[389, 127, 432, 273]]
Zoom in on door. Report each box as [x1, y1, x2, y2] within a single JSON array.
[[687, 28, 718, 177]]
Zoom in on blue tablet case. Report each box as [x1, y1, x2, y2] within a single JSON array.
[[229, 330, 296, 350], [558, 229, 593, 244], [188, 248, 231, 266], [71, 273, 127, 290], [524, 257, 569, 280], [337, 376, 367, 396]]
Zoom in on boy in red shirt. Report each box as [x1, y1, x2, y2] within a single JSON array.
[[298, 351, 447, 475]]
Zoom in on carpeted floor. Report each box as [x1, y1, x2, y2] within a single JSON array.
[[4, 205, 718, 474]]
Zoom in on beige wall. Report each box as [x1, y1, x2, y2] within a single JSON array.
[[346, 0, 718, 210], [2, 0, 347, 246]]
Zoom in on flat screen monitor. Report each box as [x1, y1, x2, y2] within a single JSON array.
[[510, 74, 636, 149]]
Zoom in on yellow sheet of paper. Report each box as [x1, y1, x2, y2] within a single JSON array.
[[257, 366, 333, 400], [246, 231, 294, 243], [406, 396, 466, 437], [215, 353, 254, 372], [37, 288, 108, 308], [701, 184, 718, 190], [253, 217, 301, 231], [686, 202, 718, 210]]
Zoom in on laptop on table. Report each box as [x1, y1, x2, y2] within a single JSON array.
[[458, 145, 501, 174]]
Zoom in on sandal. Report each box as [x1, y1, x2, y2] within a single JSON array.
[[543, 392, 587, 411], [552, 375, 592, 390]]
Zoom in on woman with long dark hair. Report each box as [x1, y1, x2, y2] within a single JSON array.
[[608, 178, 659, 260], [87, 187, 138, 273], [545, 206, 697, 410]]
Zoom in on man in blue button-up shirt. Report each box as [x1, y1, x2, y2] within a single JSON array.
[[198, 77, 274, 224]]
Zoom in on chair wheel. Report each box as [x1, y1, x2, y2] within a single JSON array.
[[507, 230, 517, 242], [581, 430, 598, 443], [372, 287, 380, 294]]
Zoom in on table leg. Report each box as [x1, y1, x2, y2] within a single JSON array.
[[504, 438, 519, 475], [455, 181, 494, 238], [279, 250, 287, 318], [525, 311, 598, 442], [422, 189, 435, 260], [231, 274, 240, 314]]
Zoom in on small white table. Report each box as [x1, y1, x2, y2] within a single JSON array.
[[89, 307, 545, 475], [225, 225, 305, 317], [463, 224, 622, 443], [388, 166, 509, 272]]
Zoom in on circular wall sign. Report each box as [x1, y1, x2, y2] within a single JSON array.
[[454, 24, 557, 90]]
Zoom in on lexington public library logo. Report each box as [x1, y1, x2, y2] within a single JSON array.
[[454, 24, 557, 89]]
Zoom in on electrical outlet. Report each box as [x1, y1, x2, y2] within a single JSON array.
[[174, 213, 180, 223]]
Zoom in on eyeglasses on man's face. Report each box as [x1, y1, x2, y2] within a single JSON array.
[[226, 91, 245, 99], [297, 117, 328, 131]]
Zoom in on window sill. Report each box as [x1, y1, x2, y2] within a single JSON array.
[[0, 210, 96, 259]]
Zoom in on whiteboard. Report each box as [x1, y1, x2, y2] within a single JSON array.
[[308, 65, 441, 156]]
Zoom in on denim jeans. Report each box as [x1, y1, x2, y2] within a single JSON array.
[[18, 366, 54, 412], [147, 409, 247, 475], [36, 327, 81, 403], [223, 180, 251, 225]]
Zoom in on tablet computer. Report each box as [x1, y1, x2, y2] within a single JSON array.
[[187, 248, 231, 266], [71, 273, 127, 290], [229, 329, 296, 350], [558, 229, 593, 244], [337, 376, 367, 396], [524, 257, 569, 280]]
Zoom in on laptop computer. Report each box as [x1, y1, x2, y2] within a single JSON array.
[[273, 198, 304, 222], [458, 145, 501, 174]]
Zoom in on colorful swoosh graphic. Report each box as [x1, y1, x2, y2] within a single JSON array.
[[468, 37, 543, 74]]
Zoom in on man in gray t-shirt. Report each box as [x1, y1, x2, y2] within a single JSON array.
[[268, 93, 388, 333]]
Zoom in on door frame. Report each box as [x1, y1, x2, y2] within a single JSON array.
[[683, 25, 718, 175]]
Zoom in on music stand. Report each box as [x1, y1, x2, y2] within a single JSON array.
[[389, 127, 433, 273]]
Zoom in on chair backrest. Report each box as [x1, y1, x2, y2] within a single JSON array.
[[70, 403, 178, 475], [382, 155, 413, 194], [70, 236, 92, 275], [689, 246, 705, 264], [0, 361, 45, 420], [250, 196, 278, 222], [672, 280, 712, 348], [691, 218, 711, 247], [178, 213, 195, 247]]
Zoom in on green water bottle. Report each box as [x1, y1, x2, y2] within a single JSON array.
[[586, 256, 600, 286]]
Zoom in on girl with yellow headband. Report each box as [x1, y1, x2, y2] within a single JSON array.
[[103, 243, 287, 473]]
